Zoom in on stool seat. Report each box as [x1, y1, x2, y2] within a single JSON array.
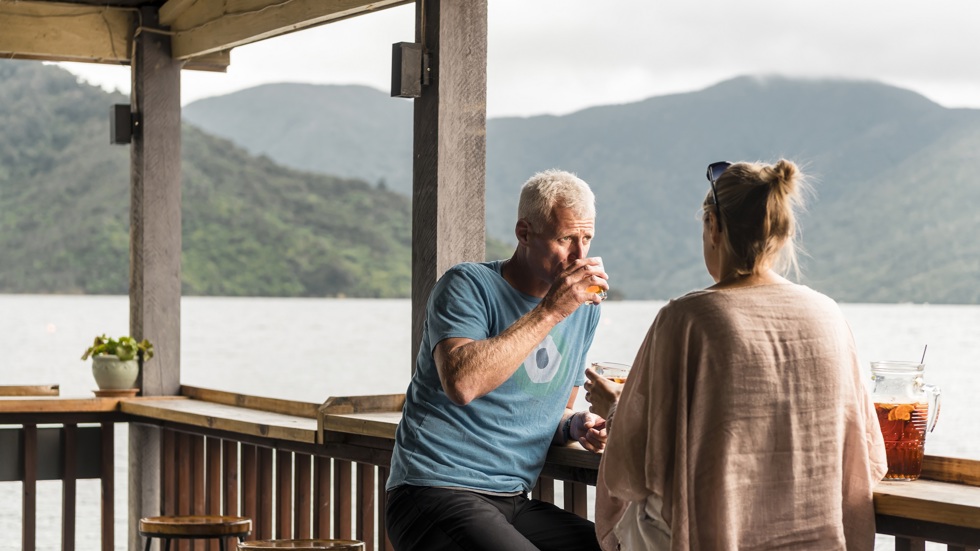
[[140, 515, 251, 551], [238, 540, 365, 550]]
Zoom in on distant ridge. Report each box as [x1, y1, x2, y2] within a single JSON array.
[[2, 60, 978, 303], [184, 83, 413, 191], [185, 75, 980, 303]]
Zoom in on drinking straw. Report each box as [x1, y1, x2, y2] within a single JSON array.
[[920, 344, 928, 365]]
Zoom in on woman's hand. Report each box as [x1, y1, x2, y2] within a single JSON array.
[[584, 366, 623, 419], [570, 411, 607, 453]]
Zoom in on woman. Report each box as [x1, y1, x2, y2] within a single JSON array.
[[586, 160, 887, 550]]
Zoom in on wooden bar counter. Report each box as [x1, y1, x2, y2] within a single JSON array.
[[4, 392, 978, 546], [317, 394, 980, 543]]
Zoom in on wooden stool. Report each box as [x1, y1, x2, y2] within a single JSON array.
[[238, 540, 365, 550], [139, 515, 252, 551]]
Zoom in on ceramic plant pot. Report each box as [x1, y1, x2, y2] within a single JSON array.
[[91, 355, 139, 390]]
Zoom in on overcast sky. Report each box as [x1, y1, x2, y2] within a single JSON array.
[[58, 0, 980, 118]]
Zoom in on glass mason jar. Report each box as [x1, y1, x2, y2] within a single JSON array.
[[870, 361, 941, 480]]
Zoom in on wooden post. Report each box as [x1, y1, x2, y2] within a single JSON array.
[[130, 11, 182, 397], [410, 0, 489, 366], [129, 6, 182, 549]]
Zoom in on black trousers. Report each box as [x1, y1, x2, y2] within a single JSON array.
[[385, 485, 602, 551]]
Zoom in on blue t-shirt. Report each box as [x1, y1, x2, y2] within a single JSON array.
[[386, 260, 600, 494]]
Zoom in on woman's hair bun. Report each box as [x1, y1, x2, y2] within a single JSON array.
[[769, 159, 799, 195]]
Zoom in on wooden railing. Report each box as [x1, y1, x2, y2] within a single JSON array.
[[0, 397, 122, 551], [2, 389, 979, 550]]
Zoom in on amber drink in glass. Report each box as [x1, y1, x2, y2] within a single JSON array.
[[592, 361, 630, 384], [586, 257, 608, 300]]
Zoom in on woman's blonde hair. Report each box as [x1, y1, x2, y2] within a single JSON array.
[[706, 159, 809, 278]]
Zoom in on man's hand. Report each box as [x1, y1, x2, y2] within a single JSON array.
[[540, 258, 608, 320], [584, 366, 622, 420], [570, 410, 607, 453]]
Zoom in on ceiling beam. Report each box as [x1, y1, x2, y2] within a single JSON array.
[[166, 0, 411, 59], [0, 1, 134, 64], [184, 50, 231, 72]]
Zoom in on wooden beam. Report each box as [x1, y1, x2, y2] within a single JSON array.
[[410, 0, 489, 365], [183, 49, 231, 72], [159, 0, 197, 26], [0, 1, 134, 64], [167, 0, 411, 59], [130, 6, 182, 398]]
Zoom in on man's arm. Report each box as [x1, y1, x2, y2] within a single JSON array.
[[434, 259, 601, 406], [434, 304, 563, 405]]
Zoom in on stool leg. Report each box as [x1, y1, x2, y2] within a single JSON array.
[[220, 538, 226, 551], [144, 537, 152, 551], [164, 538, 171, 551]]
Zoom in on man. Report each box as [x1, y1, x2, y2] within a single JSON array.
[[385, 169, 608, 551]]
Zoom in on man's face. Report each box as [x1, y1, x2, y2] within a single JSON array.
[[525, 206, 595, 284]]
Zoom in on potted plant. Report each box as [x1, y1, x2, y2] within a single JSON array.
[[81, 334, 154, 391]]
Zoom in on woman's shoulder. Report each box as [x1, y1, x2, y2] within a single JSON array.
[[660, 284, 842, 319]]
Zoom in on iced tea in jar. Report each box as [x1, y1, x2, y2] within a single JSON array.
[[870, 361, 941, 480]]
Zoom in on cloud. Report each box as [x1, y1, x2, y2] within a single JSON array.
[[59, 0, 980, 117]]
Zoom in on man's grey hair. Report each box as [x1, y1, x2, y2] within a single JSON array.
[[517, 169, 596, 228]]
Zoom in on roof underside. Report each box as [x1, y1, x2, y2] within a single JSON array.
[[0, 0, 411, 72]]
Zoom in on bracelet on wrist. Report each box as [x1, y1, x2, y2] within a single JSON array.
[[562, 413, 575, 443]]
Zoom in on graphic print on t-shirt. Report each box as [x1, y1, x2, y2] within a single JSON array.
[[523, 335, 563, 384]]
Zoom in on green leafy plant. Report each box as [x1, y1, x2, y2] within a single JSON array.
[[81, 335, 154, 362]]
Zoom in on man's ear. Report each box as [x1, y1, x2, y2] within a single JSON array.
[[516, 219, 531, 246]]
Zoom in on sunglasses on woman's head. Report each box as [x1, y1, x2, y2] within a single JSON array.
[[705, 161, 732, 226]]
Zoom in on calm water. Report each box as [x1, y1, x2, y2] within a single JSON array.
[[2, 294, 978, 549]]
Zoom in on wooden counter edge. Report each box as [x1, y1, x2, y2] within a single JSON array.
[[0, 396, 128, 413], [874, 480, 980, 530], [120, 398, 318, 444]]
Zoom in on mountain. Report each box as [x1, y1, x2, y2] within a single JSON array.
[[183, 83, 414, 192], [0, 60, 417, 297], [184, 77, 980, 304]]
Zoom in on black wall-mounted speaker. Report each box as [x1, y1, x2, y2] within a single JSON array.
[[391, 42, 423, 98], [110, 104, 132, 145]]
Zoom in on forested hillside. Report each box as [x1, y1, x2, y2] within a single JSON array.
[[186, 77, 980, 303], [0, 61, 419, 297], [4, 60, 979, 302]]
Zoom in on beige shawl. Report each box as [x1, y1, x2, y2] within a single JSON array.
[[596, 284, 887, 550]]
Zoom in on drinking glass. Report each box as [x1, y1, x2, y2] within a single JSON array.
[[586, 257, 608, 300], [592, 361, 630, 384]]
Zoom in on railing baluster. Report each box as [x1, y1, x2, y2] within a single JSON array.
[[177, 432, 193, 551], [100, 422, 113, 551], [356, 463, 376, 549], [277, 450, 293, 538], [258, 446, 274, 539], [379, 466, 392, 551], [177, 432, 192, 516], [162, 428, 177, 516], [533, 476, 555, 505], [242, 443, 258, 541], [223, 439, 239, 517], [62, 423, 77, 551], [314, 456, 331, 538], [894, 536, 926, 551], [192, 434, 206, 551], [22, 423, 37, 551], [334, 459, 353, 539], [294, 452, 313, 538], [206, 437, 221, 551], [562, 480, 588, 518]]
